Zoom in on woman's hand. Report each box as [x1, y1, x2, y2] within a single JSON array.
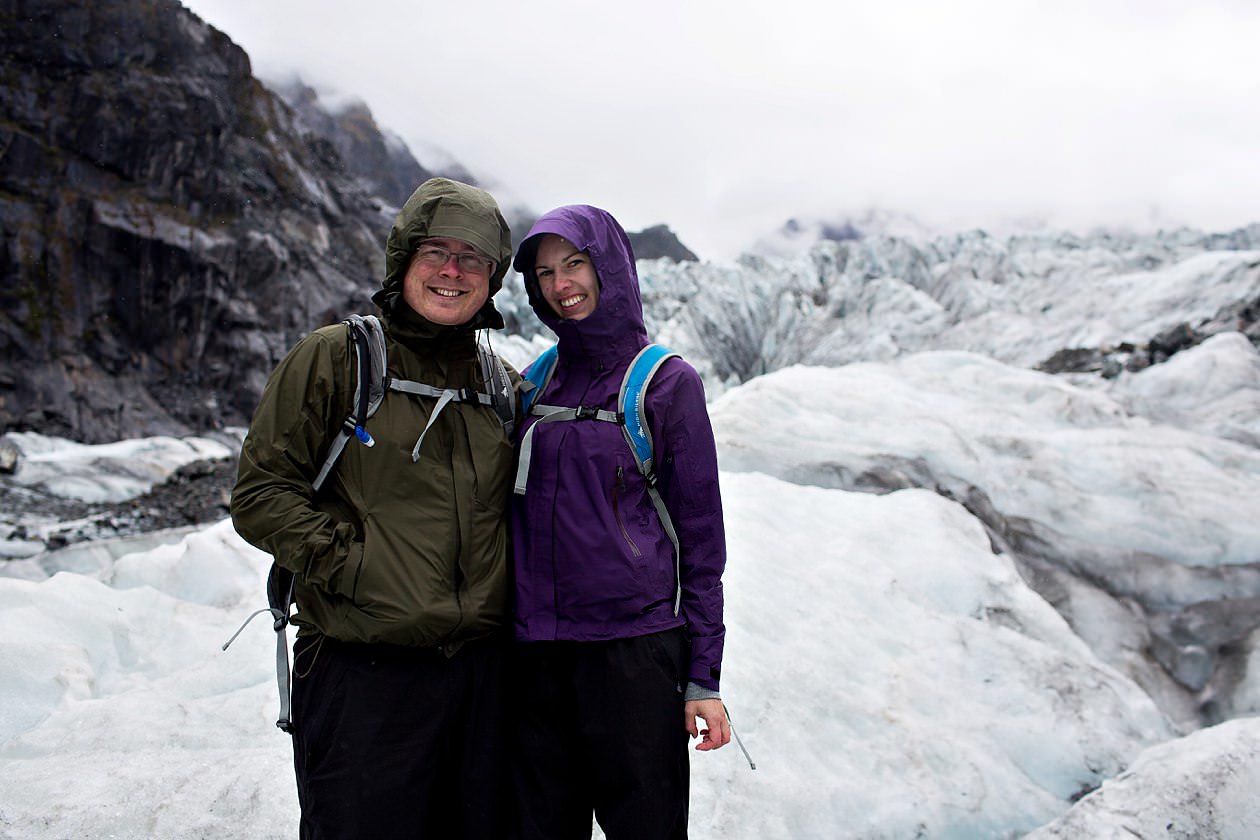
[[685, 699, 731, 751]]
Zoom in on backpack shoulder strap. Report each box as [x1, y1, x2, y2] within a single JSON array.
[[619, 344, 684, 615], [513, 344, 621, 494], [618, 344, 680, 478], [348, 314, 389, 420], [311, 315, 386, 492]]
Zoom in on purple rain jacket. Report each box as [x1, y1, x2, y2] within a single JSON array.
[[510, 205, 727, 691]]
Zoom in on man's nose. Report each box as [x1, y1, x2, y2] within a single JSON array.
[[438, 253, 463, 275]]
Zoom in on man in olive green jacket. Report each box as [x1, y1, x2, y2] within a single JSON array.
[[232, 178, 516, 840]]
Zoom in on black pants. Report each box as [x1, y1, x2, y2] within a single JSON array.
[[290, 634, 507, 840], [511, 628, 691, 840]]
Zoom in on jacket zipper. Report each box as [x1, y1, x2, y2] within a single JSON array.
[[613, 466, 642, 557]]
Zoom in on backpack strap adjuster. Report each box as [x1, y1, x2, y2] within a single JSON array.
[[575, 405, 600, 420]]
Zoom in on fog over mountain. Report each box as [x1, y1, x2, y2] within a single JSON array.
[[2, 1, 1260, 838]]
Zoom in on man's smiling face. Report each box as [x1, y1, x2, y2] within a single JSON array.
[[400, 237, 493, 325]]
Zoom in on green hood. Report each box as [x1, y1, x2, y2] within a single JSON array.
[[377, 178, 513, 328]]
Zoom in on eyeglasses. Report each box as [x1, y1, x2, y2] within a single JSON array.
[[413, 244, 496, 275]]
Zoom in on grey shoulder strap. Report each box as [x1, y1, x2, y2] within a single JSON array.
[[312, 316, 386, 492], [346, 314, 389, 419]]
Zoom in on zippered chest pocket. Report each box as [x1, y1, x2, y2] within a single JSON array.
[[612, 465, 643, 557]]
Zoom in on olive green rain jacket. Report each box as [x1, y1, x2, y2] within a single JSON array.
[[231, 179, 517, 650]]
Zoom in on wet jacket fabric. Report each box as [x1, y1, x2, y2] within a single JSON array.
[[510, 205, 726, 691], [232, 178, 517, 650]]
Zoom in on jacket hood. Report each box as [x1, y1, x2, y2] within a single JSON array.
[[513, 205, 649, 360], [375, 177, 513, 329]]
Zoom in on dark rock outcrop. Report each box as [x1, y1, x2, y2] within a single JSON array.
[[1036, 289, 1260, 378], [0, 0, 390, 442], [1, 455, 239, 549], [627, 224, 699, 262], [501, 211, 697, 262]]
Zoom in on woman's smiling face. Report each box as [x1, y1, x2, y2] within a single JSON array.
[[534, 234, 600, 321]]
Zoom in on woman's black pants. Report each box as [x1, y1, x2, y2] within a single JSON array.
[[510, 628, 691, 840]]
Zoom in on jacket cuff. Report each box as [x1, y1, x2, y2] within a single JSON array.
[[325, 540, 364, 599], [685, 681, 721, 701]]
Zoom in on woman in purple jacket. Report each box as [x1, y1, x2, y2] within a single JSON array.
[[510, 205, 729, 839]]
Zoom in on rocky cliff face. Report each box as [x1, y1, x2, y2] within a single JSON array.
[[272, 79, 436, 208], [0, 0, 388, 442]]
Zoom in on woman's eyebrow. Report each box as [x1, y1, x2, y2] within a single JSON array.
[[537, 248, 581, 270]]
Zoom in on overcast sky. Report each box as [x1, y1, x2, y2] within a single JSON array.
[[180, 0, 1260, 260]]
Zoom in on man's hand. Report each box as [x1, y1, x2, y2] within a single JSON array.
[[685, 698, 731, 751]]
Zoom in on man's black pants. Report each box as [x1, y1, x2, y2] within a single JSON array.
[[290, 634, 507, 840], [511, 628, 691, 840]]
